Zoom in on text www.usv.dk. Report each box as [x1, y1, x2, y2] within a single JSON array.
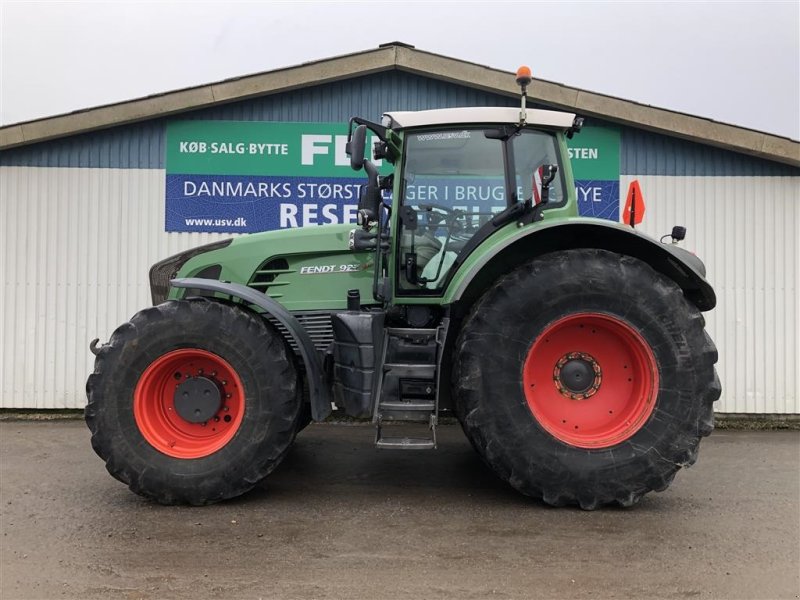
[[184, 217, 248, 228]]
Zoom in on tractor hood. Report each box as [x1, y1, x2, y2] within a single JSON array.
[[161, 224, 375, 311]]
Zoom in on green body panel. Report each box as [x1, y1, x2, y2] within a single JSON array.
[[172, 224, 375, 311], [442, 216, 634, 304]]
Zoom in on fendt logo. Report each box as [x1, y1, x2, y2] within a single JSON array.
[[299, 264, 364, 275]]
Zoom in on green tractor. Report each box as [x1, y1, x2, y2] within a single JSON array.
[[86, 68, 720, 509]]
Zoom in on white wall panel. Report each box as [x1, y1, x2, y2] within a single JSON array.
[[1, 166, 798, 412], [1, 167, 234, 409], [621, 175, 799, 414]]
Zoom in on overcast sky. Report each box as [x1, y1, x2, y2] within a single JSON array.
[[1, 1, 798, 139]]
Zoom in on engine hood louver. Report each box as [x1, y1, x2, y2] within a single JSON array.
[[266, 312, 334, 354], [248, 257, 294, 298], [247, 258, 334, 353]]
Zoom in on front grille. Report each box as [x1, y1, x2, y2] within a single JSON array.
[[149, 239, 232, 304], [266, 312, 334, 354], [248, 257, 293, 297]]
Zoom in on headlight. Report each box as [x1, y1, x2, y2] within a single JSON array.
[[148, 239, 232, 305]]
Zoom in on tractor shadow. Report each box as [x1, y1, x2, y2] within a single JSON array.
[[230, 423, 543, 509]]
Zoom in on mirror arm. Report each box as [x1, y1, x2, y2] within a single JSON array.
[[490, 201, 527, 228], [347, 117, 389, 144], [517, 164, 558, 226], [357, 159, 382, 230], [363, 159, 378, 181]]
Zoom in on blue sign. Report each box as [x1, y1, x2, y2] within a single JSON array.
[[575, 180, 620, 221], [166, 174, 365, 232]]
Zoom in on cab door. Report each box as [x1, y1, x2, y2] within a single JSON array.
[[394, 127, 565, 296]]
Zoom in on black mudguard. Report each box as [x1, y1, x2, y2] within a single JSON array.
[[171, 278, 332, 422], [451, 220, 716, 312]]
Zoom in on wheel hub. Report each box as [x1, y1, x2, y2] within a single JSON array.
[[554, 352, 601, 399], [523, 314, 658, 449], [134, 349, 244, 459], [173, 376, 223, 423]]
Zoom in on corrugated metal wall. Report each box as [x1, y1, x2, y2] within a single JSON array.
[[620, 127, 796, 176], [3, 166, 797, 412], [0, 167, 231, 408], [620, 174, 799, 414]]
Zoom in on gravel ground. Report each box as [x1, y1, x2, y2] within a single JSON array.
[[1, 421, 798, 600]]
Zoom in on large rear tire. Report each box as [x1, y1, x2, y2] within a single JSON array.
[[453, 249, 720, 509], [86, 299, 301, 505]]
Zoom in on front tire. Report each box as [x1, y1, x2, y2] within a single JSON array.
[[86, 299, 301, 505], [453, 249, 720, 509]]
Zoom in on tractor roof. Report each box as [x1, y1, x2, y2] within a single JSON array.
[[382, 107, 576, 130]]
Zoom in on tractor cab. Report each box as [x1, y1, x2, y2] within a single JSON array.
[[346, 106, 582, 301]]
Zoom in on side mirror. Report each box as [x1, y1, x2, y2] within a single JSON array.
[[537, 164, 558, 206], [346, 125, 367, 171], [541, 164, 558, 189]]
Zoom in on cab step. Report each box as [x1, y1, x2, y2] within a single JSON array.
[[375, 437, 437, 450], [379, 400, 435, 412], [383, 363, 436, 378], [372, 322, 448, 451]]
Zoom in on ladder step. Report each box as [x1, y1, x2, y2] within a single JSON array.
[[379, 400, 435, 412], [376, 437, 436, 450], [383, 363, 435, 378], [385, 327, 438, 337]]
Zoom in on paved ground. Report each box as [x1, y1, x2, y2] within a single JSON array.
[[0, 421, 798, 600]]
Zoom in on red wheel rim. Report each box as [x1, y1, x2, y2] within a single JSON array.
[[522, 313, 658, 449], [133, 349, 245, 459]]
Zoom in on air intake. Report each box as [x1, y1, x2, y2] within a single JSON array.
[[248, 257, 292, 297]]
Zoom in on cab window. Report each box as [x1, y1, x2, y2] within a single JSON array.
[[397, 128, 561, 292]]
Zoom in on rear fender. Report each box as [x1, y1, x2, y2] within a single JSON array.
[[171, 278, 332, 422], [447, 219, 716, 312]]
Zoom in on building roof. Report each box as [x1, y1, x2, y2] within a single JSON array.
[[383, 107, 576, 129], [1, 43, 798, 167]]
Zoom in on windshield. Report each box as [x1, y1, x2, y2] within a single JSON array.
[[397, 127, 562, 292]]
